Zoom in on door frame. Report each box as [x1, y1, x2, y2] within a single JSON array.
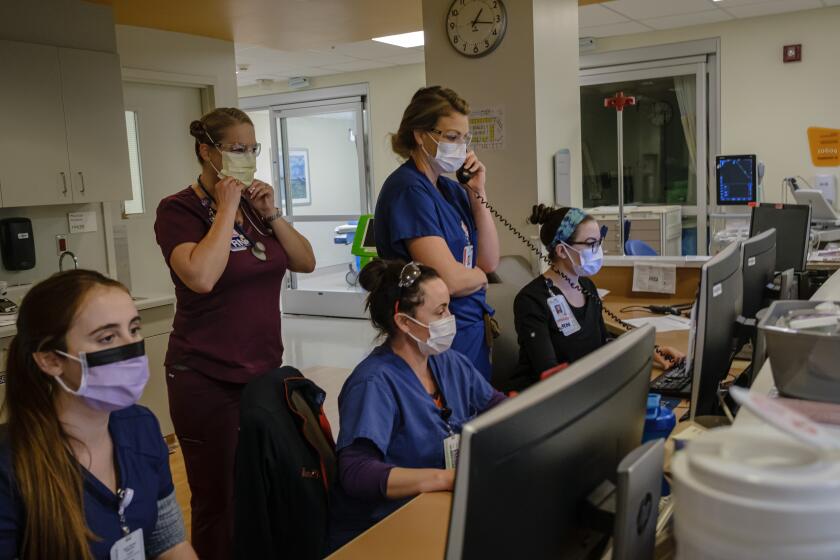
[[580, 38, 721, 255]]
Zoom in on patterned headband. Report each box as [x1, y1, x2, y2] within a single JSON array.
[[550, 208, 588, 248]]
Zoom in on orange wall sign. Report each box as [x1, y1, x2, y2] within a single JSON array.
[[808, 127, 840, 166]]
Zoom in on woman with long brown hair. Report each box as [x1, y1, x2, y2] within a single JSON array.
[[0, 270, 196, 559]]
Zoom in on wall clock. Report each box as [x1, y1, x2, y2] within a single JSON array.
[[446, 0, 507, 58]]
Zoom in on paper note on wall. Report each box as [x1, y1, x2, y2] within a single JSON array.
[[469, 106, 505, 150], [68, 211, 98, 234], [808, 127, 840, 167], [632, 263, 677, 294]]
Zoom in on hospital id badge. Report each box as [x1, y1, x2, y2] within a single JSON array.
[[462, 245, 474, 268], [110, 529, 144, 560], [444, 433, 460, 469], [547, 294, 581, 336]]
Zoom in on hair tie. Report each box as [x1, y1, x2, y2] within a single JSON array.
[[550, 208, 587, 249]]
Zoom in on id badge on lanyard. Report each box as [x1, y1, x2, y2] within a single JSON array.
[[547, 294, 582, 336], [110, 488, 144, 560], [460, 220, 474, 269], [444, 433, 460, 469]]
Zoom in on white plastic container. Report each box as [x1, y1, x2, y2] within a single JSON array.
[[671, 426, 840, 560]]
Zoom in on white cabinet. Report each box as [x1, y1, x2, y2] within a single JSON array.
[[0, 40, 72, 206], [0, 40, 131, 207], [587, 205, 683, 256], [59, 48, 132, 203]]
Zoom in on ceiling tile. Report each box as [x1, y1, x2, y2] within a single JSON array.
[[580, 21, 653, 38], [312, 40, 414, 60], [381, 50, 426, 65], [607, 0, 718, 19], [579, 4, 630, 27], [643, 9, 733, 30], [318, 59, 394, 72], [724, 0, 823, 17]]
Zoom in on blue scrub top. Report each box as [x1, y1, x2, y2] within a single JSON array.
[[329, 344, 497, 547], [374, 159, 494, 378], [0, 406, 174, 560]]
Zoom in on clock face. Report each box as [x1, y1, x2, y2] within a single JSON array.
[[446, 0, 507, 58]]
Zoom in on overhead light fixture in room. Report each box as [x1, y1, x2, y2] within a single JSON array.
[[372, 31, 424, 48]]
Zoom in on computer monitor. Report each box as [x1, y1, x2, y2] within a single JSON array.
[[716, 155, 757, 205], [688, 240, 743, 418], [740, 229, 776, 320], [749, 203, 811, 272], [350, 214, 378, 259], [446, 326, 655, 560], [791, 189, 840, 223]]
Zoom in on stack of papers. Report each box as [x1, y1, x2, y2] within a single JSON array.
[[0, 314, 17, 328]]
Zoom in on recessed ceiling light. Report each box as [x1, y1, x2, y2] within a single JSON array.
[[372, 31, 424, 48]]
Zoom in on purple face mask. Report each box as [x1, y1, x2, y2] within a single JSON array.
[[55, 340, 149, 412]]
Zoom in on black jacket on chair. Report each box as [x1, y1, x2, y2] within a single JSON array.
[[233, 367, 336, 559]]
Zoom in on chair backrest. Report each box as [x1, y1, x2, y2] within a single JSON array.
[[486, 255, 534, 388], [625, 239, 658, 256]]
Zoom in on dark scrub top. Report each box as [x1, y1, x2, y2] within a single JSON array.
[[0, 406, 174, 560], [508, 276, 611, 391], [328, 344, 498, 549], [155, 187, 288, 383], [374, 159, 493, 379]]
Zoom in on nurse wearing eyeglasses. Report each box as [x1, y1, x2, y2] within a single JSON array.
[[506, 205, 683, 392], [373, 86, 501, 381], [154, 108, 315, 560], [327, 260, 506, 552]]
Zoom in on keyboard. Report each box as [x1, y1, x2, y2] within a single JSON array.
[[649, 361, 692, 398]]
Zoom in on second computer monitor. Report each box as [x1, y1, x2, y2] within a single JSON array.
[[740, 228, 776, 320], [749, 203, 811, 273], [688, 240, 743, 418], [446, 326, 655, 560], [716, 155, 757, 205]]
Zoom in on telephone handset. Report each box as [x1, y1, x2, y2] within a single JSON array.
[[455, 165, 681, 365]]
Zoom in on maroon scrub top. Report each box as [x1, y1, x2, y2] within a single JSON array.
[[155, 186, 288, 383]]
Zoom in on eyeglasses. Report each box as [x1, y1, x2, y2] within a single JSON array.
[[568, 238, 604, 251], [398, 262, 422, 288], [214, 142, 261, 156], [429, 128, 472, 146]]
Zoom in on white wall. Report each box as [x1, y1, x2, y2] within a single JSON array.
[[590, 6, 840, 204], [115, 25, 239, 107], [239, 63, 427, 196]]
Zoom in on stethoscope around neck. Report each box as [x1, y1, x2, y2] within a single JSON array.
[[196, 176, 270, 261]]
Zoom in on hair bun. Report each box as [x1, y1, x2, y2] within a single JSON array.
[[528, 204, 557, 225], [189, 120, 206, 139], [358, 259, 393, 294]]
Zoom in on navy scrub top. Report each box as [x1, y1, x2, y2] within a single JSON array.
[[0, 405, 174, 560], [374, 159, 494, 379], [329, 344, 497, 545]]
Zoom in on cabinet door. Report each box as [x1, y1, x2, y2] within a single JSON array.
[[0, 41, 72, 206], [139, 333, 174, 437], [59, 48, 132, 203]]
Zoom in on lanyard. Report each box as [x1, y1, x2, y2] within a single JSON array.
[[196, 178, 268, 261]]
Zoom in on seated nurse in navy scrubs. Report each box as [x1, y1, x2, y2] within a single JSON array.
[[374, 86, 500, 380], [327, 260, 505, 551], [0, 270, 196, 560]]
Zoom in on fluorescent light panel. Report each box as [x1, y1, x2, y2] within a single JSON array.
[[372, 31, 424, 48]]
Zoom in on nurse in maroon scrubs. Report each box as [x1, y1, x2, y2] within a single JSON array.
[[154, 107, 315, 560]]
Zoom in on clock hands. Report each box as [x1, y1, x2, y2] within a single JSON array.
[[470, 7, 484, 29]]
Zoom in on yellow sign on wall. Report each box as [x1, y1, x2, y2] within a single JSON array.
[[808, 127, 840, 166]]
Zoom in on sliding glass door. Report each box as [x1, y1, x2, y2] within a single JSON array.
[[246, 96, 372, 318], [580, 60, 710, 255]]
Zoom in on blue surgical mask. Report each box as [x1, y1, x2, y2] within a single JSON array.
[[562, 243, 604, 277]]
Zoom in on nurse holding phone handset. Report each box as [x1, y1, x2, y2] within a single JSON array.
[[374, 86, 500, 380]]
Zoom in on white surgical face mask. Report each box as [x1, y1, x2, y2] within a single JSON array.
[[211, 149, 257, 185], [399, 313, 457, 356], [424, 133, 467, 174], [562, 243, 604, 277]]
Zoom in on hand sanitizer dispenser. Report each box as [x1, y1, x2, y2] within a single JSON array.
[[815, 174, 838, 209]]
